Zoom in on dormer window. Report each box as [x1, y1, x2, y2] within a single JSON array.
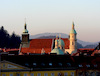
[[41, 63, 45, 66], [79, 64, 83, 67], [86, 65, 90, 67], [58, 63, 62, 66], [33, 63, 36, 66], [94, 64, 97, 67], [67, 63, 71, 67], [49, 63, 52, 66], [25, 63, 29, 66]]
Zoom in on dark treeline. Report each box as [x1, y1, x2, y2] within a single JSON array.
[[0, 26, 21, 48]]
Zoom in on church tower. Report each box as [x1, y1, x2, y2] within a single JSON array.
[[22, 22, 29, 43], [69, 22, 77, 54]]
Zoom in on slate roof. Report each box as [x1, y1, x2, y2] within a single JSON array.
[[1, 55, 100, 71]]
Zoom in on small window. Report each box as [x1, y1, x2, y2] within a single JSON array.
[[58, 63, 62, 66], [37, 73, 41, 76], [3, 64, 5, 67], [44, 73, 48, 76], [9, 74, 13, 76], [67, 63, 71, 67], [86, 65, 90, 67], [33, 63, 37, 66], [2, 74, 6, 76], [72, 42, 74, 45], [30, 73, 34, 76], [41, 63, 45, 66], [64, 73, 68, 76], [94, 64, 97, 67], [79, 64, 83, 67], [16, 74, 20, 76], [58, 72, 61, 76], [51, 73, 54, 76], [71, 72, 74, 76], [90, 72, 95, 76], [24, 74, 27, 76], [49, 63, 52, 66], [25, 63, 29, 66]]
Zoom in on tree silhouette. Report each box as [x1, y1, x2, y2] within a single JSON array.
[[0, 26, 21, 48], [9, 32, 21, 48]]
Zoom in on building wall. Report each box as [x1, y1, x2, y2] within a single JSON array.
[[69, 33, 77, 54], [76, 70, 100, 76], [1, 70, 76, 76]]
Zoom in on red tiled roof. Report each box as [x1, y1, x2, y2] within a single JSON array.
[[2, 49, 19, 52], [30, 39, 53, 48], [21, 38, 70, 54], [21, 39, 53, 54], [62, 38, 70, 49], [91, 50, 100, 56], [21, 48, 51, 54], [78, 48, 94, 52]]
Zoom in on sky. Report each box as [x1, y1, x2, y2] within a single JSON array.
[[0, 0, 100, 42]]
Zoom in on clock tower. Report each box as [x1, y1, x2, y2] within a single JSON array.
[[69, 22, 77, 54]]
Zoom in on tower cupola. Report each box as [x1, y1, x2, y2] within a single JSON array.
[[23, 22, 28, 33], [70, 22, 77, 34], [69, 22, 77, 55], [22, 22, 29, 43]]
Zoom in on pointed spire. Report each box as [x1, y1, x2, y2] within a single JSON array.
[[72, 21, 75, 30], [59, 34, 61, 39], [24, 18, 27, 30], [23, 18, 28, 33]]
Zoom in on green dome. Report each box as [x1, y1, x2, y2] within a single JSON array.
[[70, 29, 77, 34], [51, 48, 64, 55], [23, 29, 28, 33], [58, 39, 65, 46]]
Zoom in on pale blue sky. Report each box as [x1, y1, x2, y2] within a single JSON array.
[[0, 0, 100, 42]]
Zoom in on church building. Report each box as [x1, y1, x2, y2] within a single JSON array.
[[19, 22, 77, 55]]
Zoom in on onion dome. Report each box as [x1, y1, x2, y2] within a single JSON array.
[[58, 35, 65, 46], [51, 35, 64, 55], [23, 23, 28, 33], [51, 48, 64, 55]]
